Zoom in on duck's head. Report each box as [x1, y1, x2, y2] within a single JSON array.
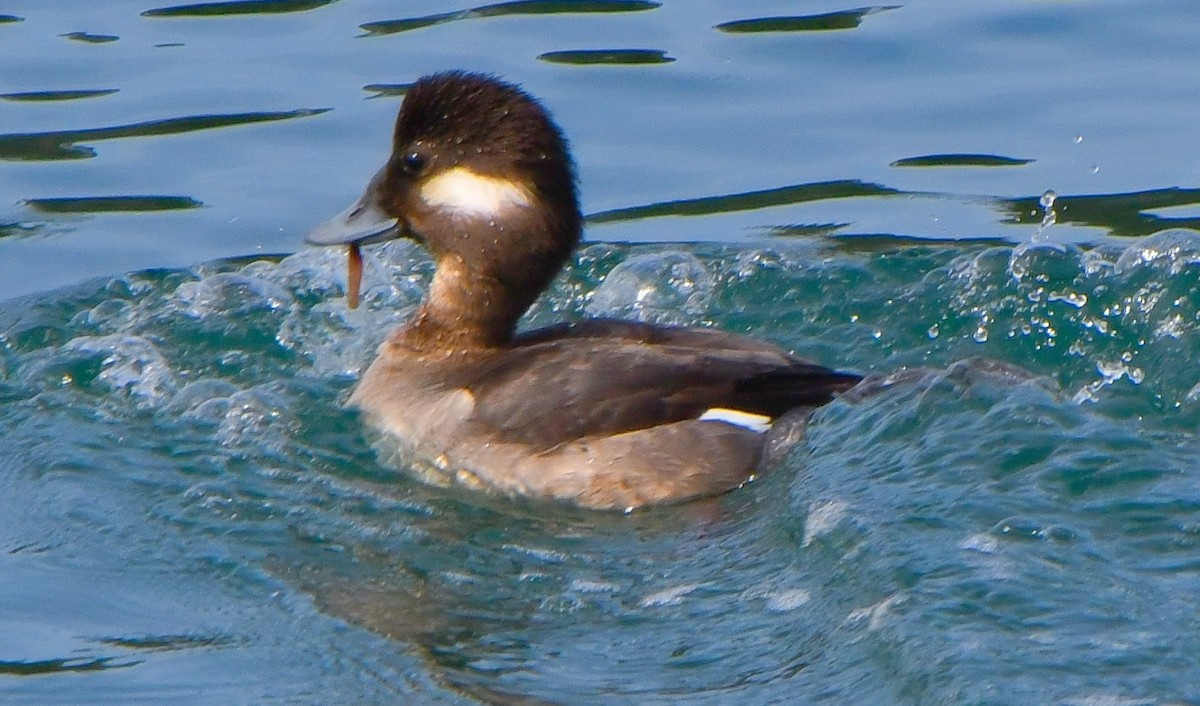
[[307, 71, 582, 328]]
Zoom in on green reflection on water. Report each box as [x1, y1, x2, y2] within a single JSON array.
[[587, 180, 902, 223], [715, 6, 899, 33], [1, 89, 118, 102], [361, 0, 660, 36], [763, 223, 850, 237], [25, 196, 203, 214], [0, 222, 37, 240], [0, 15, 23, 23], [538, 48, 674, 65], [61, 31, 119, 43], [892, 153, 1033, 168], [96, 634, 234, 652], [0, 657, 141, 676], [0, 109, 328, 161], [142, 0, 338, 18]]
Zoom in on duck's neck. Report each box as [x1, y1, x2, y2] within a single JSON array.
[[392, 254, 531, 354]]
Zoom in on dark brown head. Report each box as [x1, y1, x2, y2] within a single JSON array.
[[307, 71, 582, 332]]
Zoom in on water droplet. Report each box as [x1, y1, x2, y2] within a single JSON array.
[[926, 323, 939, 339], [1032, 190, 1058, 241], [1047, 290, 1087, 308], [1073, 134, 1084, 144], [973, 326, 989, 343]]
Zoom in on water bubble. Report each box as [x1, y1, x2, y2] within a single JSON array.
[[62, 334, 177, 405], [1008, 240, 1080, 283], [1114, 228, 1200, 275], [173, 272, 293, 320], [587, 251, 713, 325]]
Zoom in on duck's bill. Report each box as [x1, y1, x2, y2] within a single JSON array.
[[305, 168, 399, 246], [305, 168, 400, 309]]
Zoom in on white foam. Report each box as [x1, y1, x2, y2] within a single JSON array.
[[639, 583, 699, 607]]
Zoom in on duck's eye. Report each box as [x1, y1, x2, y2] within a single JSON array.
[[401, 151, 427, 175]]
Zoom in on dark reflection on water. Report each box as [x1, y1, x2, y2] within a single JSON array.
[[60, 31, 120, 43], [363, 83, 411, 99], [0, 656, 141, 675], [763, 223, 850, 237], [142, 0, 339, 18], [0, 109, 328, 161], [794, 233, 1013, 252], [0, 89, 119, 102], [588, 177, 1200, 241], [275, 485, 783, 705], [0, 15, 24, 23], [96, 634, 236, 651], [587, 180, 902, 223], [538, 48, 674, 65], [360, 0, 661, 37], [0, 223, 33, 240], [25, 196, 204, 214], [715, 6, 899, 34], [892, 153, 1034, 168], [1001, 187, 1200, 238]]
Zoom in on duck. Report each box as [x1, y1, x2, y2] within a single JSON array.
[[306, 70, 861, 510]]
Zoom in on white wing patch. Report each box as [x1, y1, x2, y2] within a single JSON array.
[[698, 407, 772, 433], [420, 166, 532, 218]]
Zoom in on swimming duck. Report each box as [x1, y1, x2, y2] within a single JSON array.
[[306, 71, 860, 510]]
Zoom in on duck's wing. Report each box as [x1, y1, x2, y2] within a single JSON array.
[[453, 322, 860, 451]]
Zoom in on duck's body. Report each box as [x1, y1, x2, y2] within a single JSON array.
[[308, 71, 860, 510]]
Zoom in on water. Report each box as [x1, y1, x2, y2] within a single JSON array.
[[6, 235, 1200, 703], [5, 0, 1200, 703]]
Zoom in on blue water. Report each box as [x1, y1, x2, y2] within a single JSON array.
[[4, 1, 1200, 704]]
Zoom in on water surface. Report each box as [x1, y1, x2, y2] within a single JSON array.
[[4, 1, 1200, 703]]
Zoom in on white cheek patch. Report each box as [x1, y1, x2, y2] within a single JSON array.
[[420, 166, 532, 218], [698, 408, 773, 434]]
